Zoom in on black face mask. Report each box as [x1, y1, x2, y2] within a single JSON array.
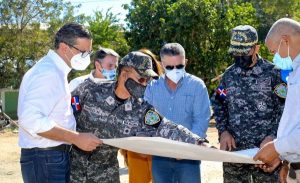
[[234, 55, 253, 69], [125, 78, 146, 99]]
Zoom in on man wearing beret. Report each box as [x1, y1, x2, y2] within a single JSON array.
[[70, 51, 209, 183], [211, 25, 285, 182]]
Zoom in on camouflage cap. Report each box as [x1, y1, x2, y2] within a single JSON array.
[[228, 25, 258, 56], [119, 51, 158, 78]]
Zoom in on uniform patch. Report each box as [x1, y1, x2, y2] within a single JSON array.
[[71, 96, 81, 112], [257, 101, 267, 111], [105, 96, 115, 105], [144, 110, 161, 126], [216, 86, 227, 102], [125, 101, 132, 111], [274, 83, 287, 98]]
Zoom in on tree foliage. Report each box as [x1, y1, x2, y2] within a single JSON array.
[[0, 1, 130, 89], [88, 10, 130, 57], [0, 0, 85, 88], [125, 0, 300, 92], [125, 0, 257, 91]]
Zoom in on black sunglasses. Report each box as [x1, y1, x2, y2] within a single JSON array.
[[165, 64, 185, 70], [63, 42, 92, 58]]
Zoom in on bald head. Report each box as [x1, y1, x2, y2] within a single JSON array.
[[265, 18, 300, 60], [266, 18, 300, 42]]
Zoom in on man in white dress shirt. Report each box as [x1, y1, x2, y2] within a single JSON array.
[[18, 23, 102, 183], [69, 47, 119, 92], [254, 18, 300, 183]]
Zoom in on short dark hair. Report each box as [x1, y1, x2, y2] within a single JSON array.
[[94, 48, 119, 61], [54, 22, 92, 49], [160, 43, 185, 59]]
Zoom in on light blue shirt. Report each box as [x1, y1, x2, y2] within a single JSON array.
[[274, 53, 300, 162], [144, 73, 211, 138]]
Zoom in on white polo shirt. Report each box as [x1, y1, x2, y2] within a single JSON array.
[[18, 50, 76, 148]]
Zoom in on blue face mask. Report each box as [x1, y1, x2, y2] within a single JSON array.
[[101, 69, 116, 80], [273, 39, 293, 70]]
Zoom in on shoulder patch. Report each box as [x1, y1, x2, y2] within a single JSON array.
[[216, 86, 227, 102], [71, 95, 81, 112], [274, 83, 287, 99], [144, 109, 161, 127]]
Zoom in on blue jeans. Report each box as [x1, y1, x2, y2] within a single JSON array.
[[20, 148, 70, 183], [152, 156, 201, 183]]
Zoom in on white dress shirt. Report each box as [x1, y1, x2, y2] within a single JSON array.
[[274, 53, 300, 162], [69, 70, 107, 92], [18, 50, 76, 148]]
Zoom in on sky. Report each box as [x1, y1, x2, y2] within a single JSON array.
[[67, 0, 132, 24]]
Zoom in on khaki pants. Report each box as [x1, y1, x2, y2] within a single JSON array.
[[287, 164, 300, 183], [127, 151, 153, 183]]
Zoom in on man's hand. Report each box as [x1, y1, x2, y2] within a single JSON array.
[[220, 131, 236, 151], [260, 136, 274, 148], [253, 141, 279, 164], [255, 157, 281, 173], [73, 132, 102, 151]]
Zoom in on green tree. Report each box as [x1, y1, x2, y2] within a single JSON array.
[[125, 0, 257, 92], [0, 0, 85, 89], [88, 10, 130, 56]]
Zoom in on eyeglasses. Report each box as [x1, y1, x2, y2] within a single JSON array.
[[63, 42, 92, 58], [164, 64, 185, 70]]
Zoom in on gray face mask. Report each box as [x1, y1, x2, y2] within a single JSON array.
[[125, 78, 146, 99]]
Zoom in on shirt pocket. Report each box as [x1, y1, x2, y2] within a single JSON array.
[[184, 94, 194, 114], [287, 82, 300, 97]]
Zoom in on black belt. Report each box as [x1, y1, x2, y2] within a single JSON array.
[[291, 162, 300, 170], [22, 144, 72, 152]]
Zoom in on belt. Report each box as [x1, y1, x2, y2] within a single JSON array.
[[22, 144, 72, 152], [291, 162, 300, 170]]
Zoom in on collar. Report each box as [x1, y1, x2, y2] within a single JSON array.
[[88, 70, 108, 83], [234, 58, 263, 76], [48, 49, 72, 76], [292, 53, 300, 71]]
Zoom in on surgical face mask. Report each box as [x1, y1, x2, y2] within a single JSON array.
[[273, 40, 293, 70], [102, 69, 116, 80], [233, 55, 253, 69], [69, 50, 91, 70], [125, 78, 146, 99], [165, 68, 185, 84]]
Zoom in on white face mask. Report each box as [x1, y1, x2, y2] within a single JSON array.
[[165, 68, 185, 84], [70, 52, 91, 70]]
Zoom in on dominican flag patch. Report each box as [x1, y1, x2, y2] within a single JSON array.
[[71, 96, 81, 112], [216, 86, 227, 101]]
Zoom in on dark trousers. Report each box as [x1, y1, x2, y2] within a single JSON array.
[[152, 156, 201, 183], [20, 148, 70, 183]]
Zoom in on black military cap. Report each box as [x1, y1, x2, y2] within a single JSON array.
[[228, 25, 258, 56], [119, 51, 158, 78]]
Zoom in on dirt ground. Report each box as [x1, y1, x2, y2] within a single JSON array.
[[0, 127, 223, 183]]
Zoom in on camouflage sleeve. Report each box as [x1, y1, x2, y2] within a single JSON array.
[[210, 77, 229, 135], [270, 68, 286, 138], [137, 101, 207, 145]]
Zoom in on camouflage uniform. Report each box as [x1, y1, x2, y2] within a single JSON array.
[[211, 58, 285, 183], [70, 52, 205, 183]]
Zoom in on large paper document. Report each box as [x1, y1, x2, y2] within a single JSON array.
[[103, 137, 262, 164]]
